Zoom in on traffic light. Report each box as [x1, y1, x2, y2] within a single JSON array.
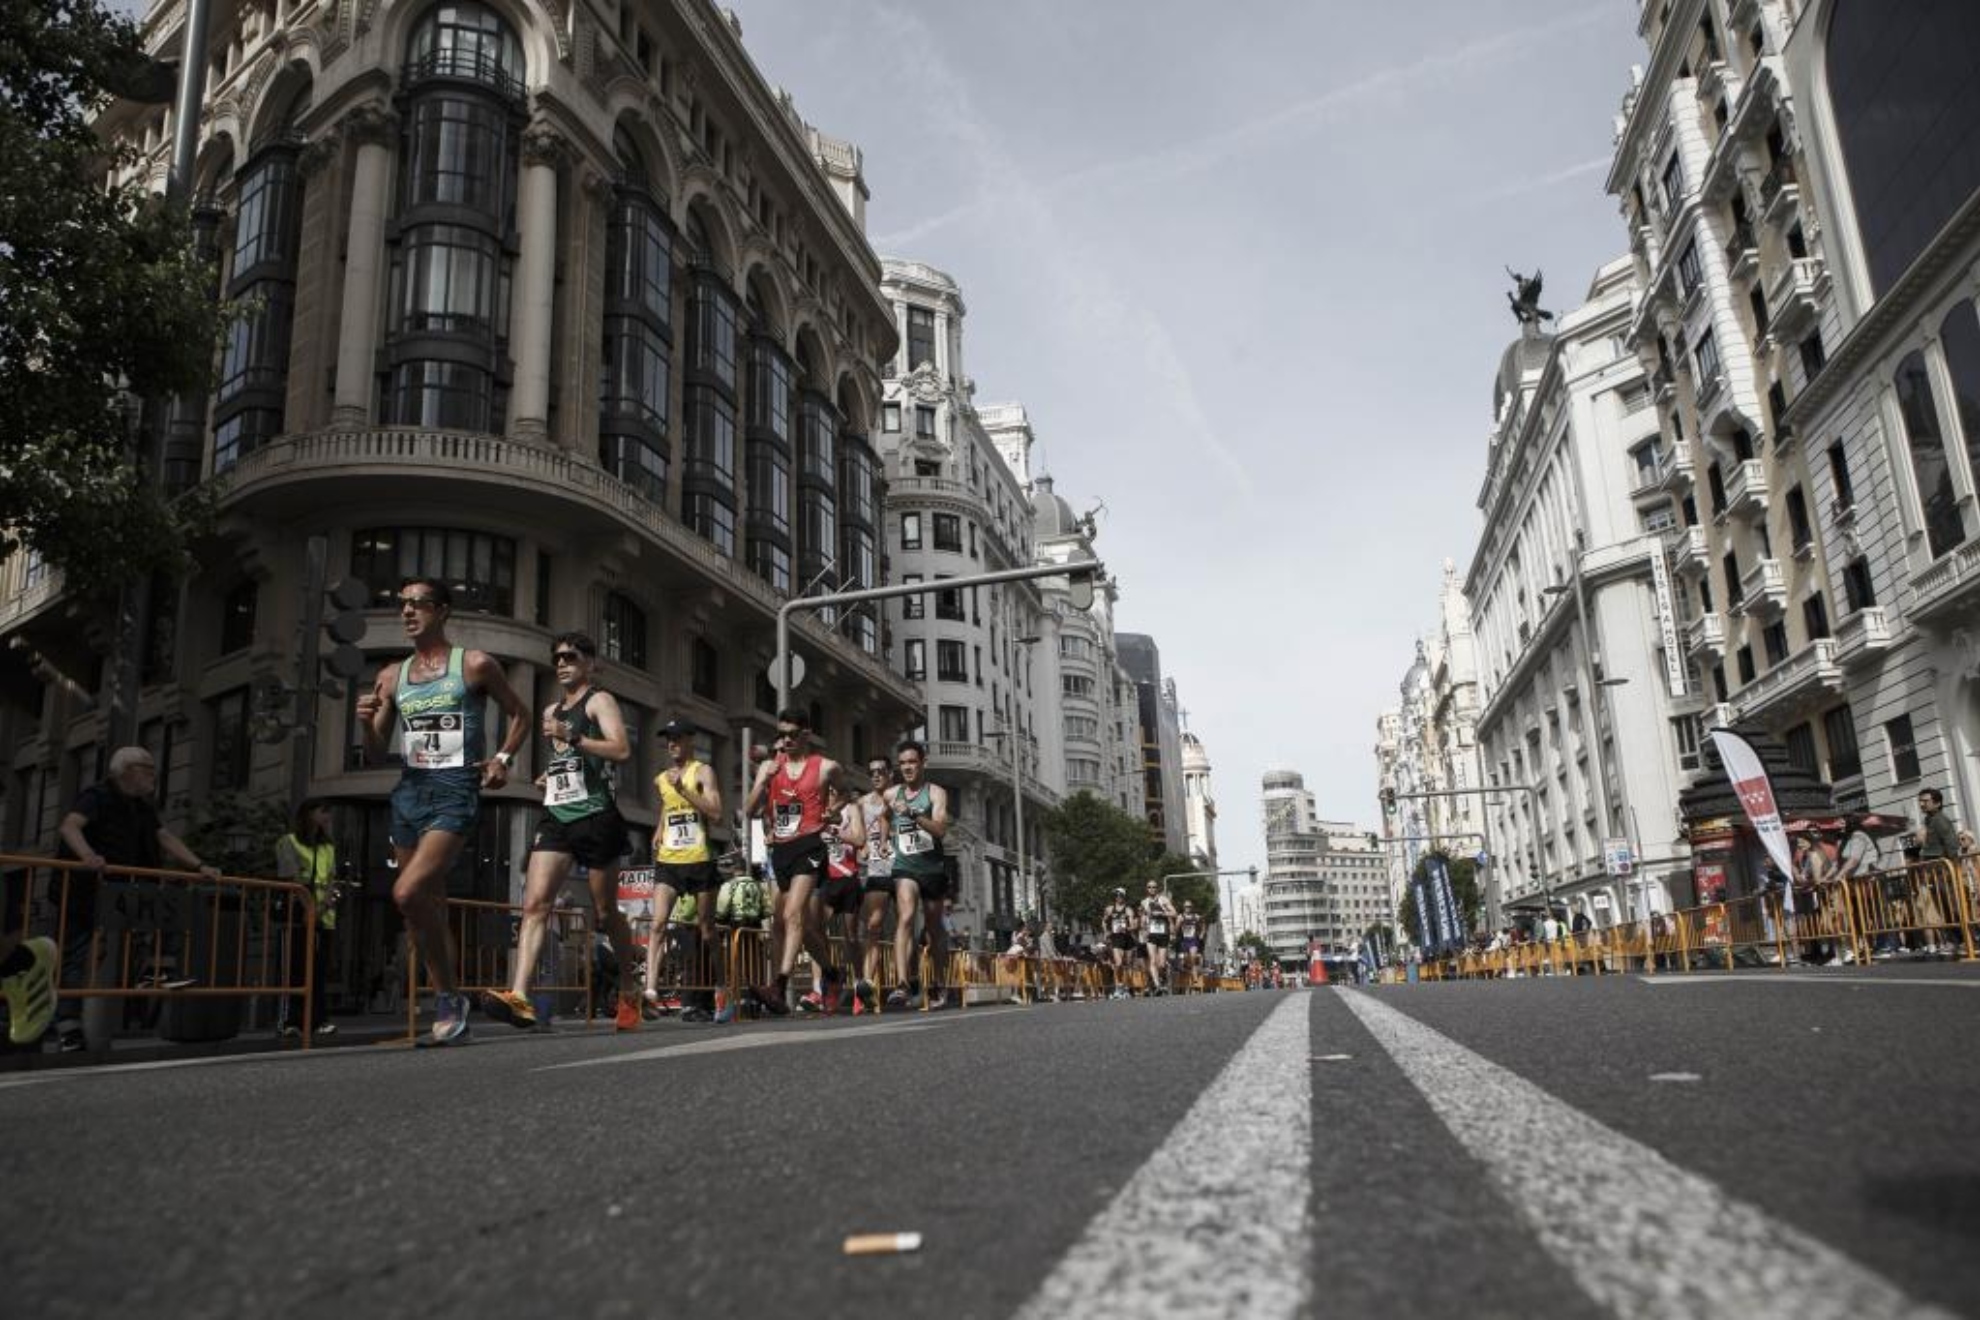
[[320, 578, 369, 691], [1381, 786, 1397, 816]]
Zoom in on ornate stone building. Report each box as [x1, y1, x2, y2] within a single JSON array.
[[1, 0, 922, 1000]]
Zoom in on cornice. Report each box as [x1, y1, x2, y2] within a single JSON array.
[[1783, 190, 1980, 426], [1606, 0, 1705, 197]]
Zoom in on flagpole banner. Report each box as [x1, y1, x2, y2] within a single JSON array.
[[1412, 872, 1433, 956], [1429, 856, 1463, 951], [1706, 728, 1797, 885]]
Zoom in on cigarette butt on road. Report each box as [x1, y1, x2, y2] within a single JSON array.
[[843, 1232, 923, 1256]]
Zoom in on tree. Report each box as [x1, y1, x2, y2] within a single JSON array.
[[1152, 852, 1219, 923], [1040, 791, 1157, 928], [0, 0, 228, 597], [1233, 931, 1272, 961]]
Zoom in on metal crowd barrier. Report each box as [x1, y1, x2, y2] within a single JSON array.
[[402, 896, 593, 1042], [0, 852, 319, 1048], [1414, 852, 1978, 982]]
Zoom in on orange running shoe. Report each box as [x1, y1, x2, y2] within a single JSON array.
[[481, 989, 538, 1030], [614, 993, 640, 1032]]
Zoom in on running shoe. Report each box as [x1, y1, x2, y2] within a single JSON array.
[[279, 1023, 302, 1039], [711, 992, 736, 1025], [885, 987, 909, 1009], [481, 989, 538, 1030], [795, 990, 824, 1015], [641, 989, 664, 1021], [679, 1006, 713, 1024], [431, 991, 473, 1045], [2, 936, 57, 1046], [853, 979, 876, 1014], [614, 993, 641, 1033], [819, 968, 844, 1018], [57, 1024, 87, 1053], [754, 982, 791, 1017], [314, 1021, 339, 1037]]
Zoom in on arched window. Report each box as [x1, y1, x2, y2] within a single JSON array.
[[1938, 301, 1980, 502], [213, 80, 311, 473], [384, 2, 523, 433], [600, 128, 672, 502], [682, 212, 739, 554], [1894, 349, 1965, 559], [1826, 2, 1980, 293]]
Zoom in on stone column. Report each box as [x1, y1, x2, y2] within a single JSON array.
[[330, 105, 397, 429], [506, 126, 565, 444]]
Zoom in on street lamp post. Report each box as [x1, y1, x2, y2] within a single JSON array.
[[1161, 867, 1258, 969]]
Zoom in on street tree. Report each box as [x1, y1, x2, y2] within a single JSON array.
[[1040, 790, 1156, 928], [1, 0, 228, 596], [1233, 931, 1273, 962], [1153, 852, 1219, 923]]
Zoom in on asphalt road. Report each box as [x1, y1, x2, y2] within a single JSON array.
[[5, 967, 1978, 1319]]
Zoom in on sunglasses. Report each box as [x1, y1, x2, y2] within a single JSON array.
[[776, 729, 801, 740], [398, 596, 441, 610], [868, 765, 892, 775], [551, 650, 585, 663]]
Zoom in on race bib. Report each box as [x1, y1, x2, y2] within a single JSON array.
[[1150, 915, 1169, 935], [543, 757, 586, 808], [772, 801, 803, 840], [894, 819, 934, 855], [1109, 914, 1127, 934], [403, 712, 465, 769], [665, 810, 704, 852]]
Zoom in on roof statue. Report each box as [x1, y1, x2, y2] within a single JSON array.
[[1506, 266, 1556, 331]]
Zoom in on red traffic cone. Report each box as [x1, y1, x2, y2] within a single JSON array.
[[1309, 952, 1328, 985]]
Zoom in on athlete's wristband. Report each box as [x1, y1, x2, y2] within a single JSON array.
[[494, 751, 514, 769]]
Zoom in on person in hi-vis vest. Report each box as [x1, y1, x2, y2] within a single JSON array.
[[275, 799, 340, 1037]]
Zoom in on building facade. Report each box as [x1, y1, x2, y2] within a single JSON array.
[[1115, 633, 1188, 855], [1606, 0, 1980, 876], [2, 0, 924, 1003], [1466, 261, 1696, 926], [874, 256, 1056, 945], [1180, 729, 1217, 871], [1259, 769, 1384, 959]]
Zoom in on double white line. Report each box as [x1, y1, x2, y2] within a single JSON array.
[[1017, 991, 1950, 1319]]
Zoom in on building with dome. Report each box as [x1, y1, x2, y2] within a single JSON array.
[[1464, 260, 1695, 928], [1180, 730, 1216, 871], [0, 0, 923, 1005]]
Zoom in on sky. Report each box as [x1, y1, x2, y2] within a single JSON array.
[[728, 0, 1650, 884]]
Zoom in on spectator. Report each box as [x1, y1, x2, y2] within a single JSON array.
[[1912, 789, 1961, 954], [53, 747, 220, 1052], [274, 799, 341, 1037], [1792, 833, 1837, 966]]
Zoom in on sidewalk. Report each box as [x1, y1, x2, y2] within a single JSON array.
[[0, 1002, 621, 1073]]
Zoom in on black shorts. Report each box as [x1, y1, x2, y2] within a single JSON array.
[[530, 807, 629, 869], [861, 872, 897, 897], [893, 868, 950, 903], [1145, 933, 1171, 949], [818, 873, 861, 916], [771, 835, 828, 887], [1108, 932, 1136, 952], [654, 859, 722, 895]]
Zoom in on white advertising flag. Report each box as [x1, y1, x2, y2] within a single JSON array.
[[1706, 727, 1797, 897]]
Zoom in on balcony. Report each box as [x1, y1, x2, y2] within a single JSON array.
[[1766, 257, 1829, 340], [1723, 459, 1769, 519], [1703, 702, 1737, 732], [1657, 446, 1696, 494], [1724, 225, 1758, 283], [1671, 526, 1710, 575], [1651, 365, 1677, 406], [1833, 606, 1894, 668], [222, 428, 923, 708], [1736, 557, 1788, 616], [1685, 612, 1727, 657], [1733, 638, 1843, 722], [1906, 537, 1980, 625], [1759, 157, 1801, 225], [1696, 371, 1728, 415]]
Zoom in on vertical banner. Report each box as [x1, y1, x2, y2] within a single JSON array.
[[1427, 855, 1463, 951], [1412, 872, 1433, 956], [1706, 728, 1796, 905], [1651, 546, 1687, 696]]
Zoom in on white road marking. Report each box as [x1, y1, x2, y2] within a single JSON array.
[[533, 1018, 947, 1070], [1340, 989, 1954, 1320], [1637, 974, 1980, 988], [1014, 992, 1312, 1320], [1647, 1072, 1701, 1083]]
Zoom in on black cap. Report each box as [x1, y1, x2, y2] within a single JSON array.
[[656, 718, 699, 739]]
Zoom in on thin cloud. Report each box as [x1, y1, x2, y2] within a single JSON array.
[[874, 6, 1612, 247], [1467, 155, 1612, 204], [865, 2, 1255, 498]]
